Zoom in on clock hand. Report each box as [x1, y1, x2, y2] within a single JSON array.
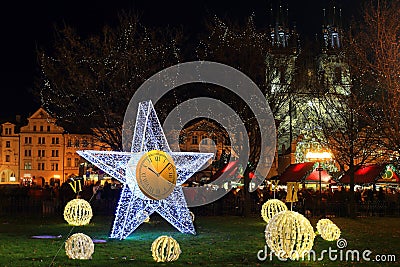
[[147, 166, 159, 177], [158, 163, 171, 175]]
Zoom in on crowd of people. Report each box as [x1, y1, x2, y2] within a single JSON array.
[[1, 180, 400, 217], [249, 185, 400, 217]]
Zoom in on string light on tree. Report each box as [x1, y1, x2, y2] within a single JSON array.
[[151, 236, 181, 262], [65, 233, 94, 260]]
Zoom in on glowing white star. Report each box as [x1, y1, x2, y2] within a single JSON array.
[[78, 101, 213, 239]]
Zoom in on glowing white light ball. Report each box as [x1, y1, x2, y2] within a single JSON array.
[[65, 233, 94, 260], [151, 235, 181, 262], [261, 199, 288, 223], [63, 199, 93, 226], [265, 210, 315, 260]]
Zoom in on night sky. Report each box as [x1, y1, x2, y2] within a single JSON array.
[[0, 0, 362, 118]]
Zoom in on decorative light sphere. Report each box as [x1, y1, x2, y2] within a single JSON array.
[[317, 219, 341, 241], [316, 218, 334, 234], [265, 210, 315, 260], [63, 199, 93, 226], [65, 233, 94, 260], [261, 199, 288, 223], [320, 223, 341, 241], [151, 235, 181, 262]]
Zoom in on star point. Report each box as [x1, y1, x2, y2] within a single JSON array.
[[78, 100, 213, 239]]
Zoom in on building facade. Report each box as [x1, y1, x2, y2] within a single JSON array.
[[0, 108, 107, 186]]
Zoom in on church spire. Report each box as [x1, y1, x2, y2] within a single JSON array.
[[322, 1, 343, 51], [269, 1, 293, 49]]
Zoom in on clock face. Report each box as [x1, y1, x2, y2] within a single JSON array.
[[136, 150, 177, 200]]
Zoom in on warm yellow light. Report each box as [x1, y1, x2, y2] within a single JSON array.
[[316, 219, 341, 241], [305, 151, 332, 161], [189, 211, 195, 222], [321, 223, 341, 241], [151, 235, 181, 262], [53, 175, 61, 179], [261, 199, 287, 223], [316, 218, 333, 234], [65, 233, 94, 260], [265, 211, 315, 260], [63, 199, 93, 226]]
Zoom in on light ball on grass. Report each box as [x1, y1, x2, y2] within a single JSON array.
[[151, 235, 181, 262], [265, 210, 315, 260], [64, 199, 93, 226], [320, 223, 341, 241], [261, 199, 287, 223], [316, 218, 334, 235], [65, 233, 94, 260]]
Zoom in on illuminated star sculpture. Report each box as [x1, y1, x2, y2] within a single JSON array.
[[77, 101, 213, 239]]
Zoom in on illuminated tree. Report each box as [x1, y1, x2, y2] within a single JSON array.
[[349, 0, 400, 165], [308, 63, 384, 217], [196, 15, 288, 216], [37, 13, 182, 150]]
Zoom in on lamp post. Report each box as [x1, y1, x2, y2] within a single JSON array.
[[305, 151, 332, 194]]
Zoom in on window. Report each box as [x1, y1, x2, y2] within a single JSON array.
[[51, 150, 59, 157], [178, 135, 185, 144], [51, 163, 59, 171], [24, 150, 31, 157], [67, 139, 72, 147], [82, 139, 88, 147], [47, 126, 50, 132], [74, 158, 79, 167], [74, 140, 80, 147], [201, 136, 208, 145], [52, 137, 60, 144], [5, 141, 10, 148], [334, 67, 342, 84], [212, 136, 218, 145], [191, 135, 198, 145], [38, 150, 45, 157], [38, 137, 45, 144], [224, 138, 230, 146], [67, 158, 71, 167], [24, 162, 32, 170], [38, 163, 45, 170], [5, 155, 10, 162], [40, 126, 43, 132], [5, 128, 11, 135], [25, 137, 32, 144], [33, 125, 36, 132], [279, 66, 286, 84]]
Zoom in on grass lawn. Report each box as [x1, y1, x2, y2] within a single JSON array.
[[0, 214, 399, 266]]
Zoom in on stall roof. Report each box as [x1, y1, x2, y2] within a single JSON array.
[[278, 162, 315, 183], [306, 169, 332, 183], [339, 164, 386, 184]]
